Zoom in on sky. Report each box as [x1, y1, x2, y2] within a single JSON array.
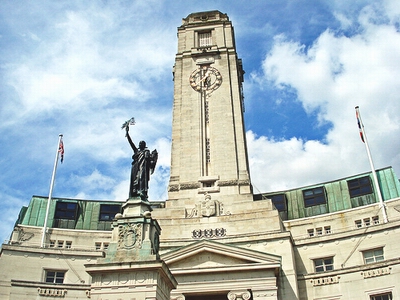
[[1, 0, 400, 243]]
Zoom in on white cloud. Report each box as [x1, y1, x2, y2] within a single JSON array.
[[249, 4, 400, 192]]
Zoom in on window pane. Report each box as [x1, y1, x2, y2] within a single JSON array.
[[199, 32, 212, 47], [45, 270, 65, 284], [99, 204, 121, 221], [348, 176, 373, 198], [54, 202, 78, 220], [271, 194, 286, 212], [45, 271, 55, 283], [370, 292, 392, 300], [303, 187, 327, 207], [314, 257, 334, 272], [364, 248, 384, 264]]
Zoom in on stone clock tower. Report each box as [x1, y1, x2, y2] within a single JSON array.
[[168, 10, 252, 203], [152, 12, 285, 300]]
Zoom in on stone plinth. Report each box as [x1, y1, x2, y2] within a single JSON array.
[[85, 197, 176, 299]]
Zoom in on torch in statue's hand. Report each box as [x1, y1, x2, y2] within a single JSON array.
[[122, 117, 135, 136]]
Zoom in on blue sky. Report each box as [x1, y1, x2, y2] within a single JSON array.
[[1, 0, 400, 243]]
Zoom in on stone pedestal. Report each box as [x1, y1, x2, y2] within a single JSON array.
[[85, 197, 177, 300]]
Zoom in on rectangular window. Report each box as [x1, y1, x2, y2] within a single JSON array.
[[57, 240, 64, 248], [316, 228, 323, 236], [199, 31, 212, 47], [270, 194, 287, 212], [65, 241, 72, 249], [348, 176, 373, 198], [45, 270, 65, 284], [324, 226, 331, 234], [49, 240, 55, 248], [103, 243, 109, 250], [54, 202, 78, 220], [95, 242, 102, 250], [99, 204, 121, 221], [372, 216, 380, 224], [364, 218, 371, 226], [363, 248, 384, 264], [303, 187, 326, 207], [314, 257, 334, 272], [307, 229, 314, 237], [355, 219, 362, 228], [370, 292, 392, 300]]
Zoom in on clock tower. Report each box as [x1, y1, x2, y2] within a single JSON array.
[[168, 11, 252, 203]]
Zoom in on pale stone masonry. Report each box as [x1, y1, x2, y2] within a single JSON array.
[[1, 10, 400, 300]]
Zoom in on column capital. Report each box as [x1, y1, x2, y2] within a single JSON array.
[[227, 290, 251, 300]]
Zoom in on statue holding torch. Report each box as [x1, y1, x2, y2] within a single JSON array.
[[122, 118, 158, 200]]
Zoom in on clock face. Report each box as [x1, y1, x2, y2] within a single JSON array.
[[189, 66, 222, 92]]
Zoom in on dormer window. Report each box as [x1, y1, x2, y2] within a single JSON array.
[[347, 176, 373, 197], [303, 187, 326, 207], [54, 202, 78, 220]]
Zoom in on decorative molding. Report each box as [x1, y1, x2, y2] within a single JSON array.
[[238, 179, 251, 186], [192, 228, 226, 239], [362, 266, 391, 278], [37, 288, 67, 297], [168, 184, 179, 192], [227, 290, 251, 300], [311, 275, 340, 286], [180, 182, 200, 190], [218, 180, 238, 186]]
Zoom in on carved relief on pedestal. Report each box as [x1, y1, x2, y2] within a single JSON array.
[[186, 193, 230, 218], [118, 223, 142, 250]]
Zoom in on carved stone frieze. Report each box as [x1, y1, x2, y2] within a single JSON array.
[[180, 182, 201, 190], [168, 184, 179, 192], [238, 179, 251, 186], [218, 180, 238, 186]]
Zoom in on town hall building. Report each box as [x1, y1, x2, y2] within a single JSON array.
[[1, 10, 400, 300]]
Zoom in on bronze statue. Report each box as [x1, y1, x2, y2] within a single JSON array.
[[123, 120, 158, 199]]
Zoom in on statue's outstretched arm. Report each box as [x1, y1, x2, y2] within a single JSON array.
[[126, 127, 138, 152]]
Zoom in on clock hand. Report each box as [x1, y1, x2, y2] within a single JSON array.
[[199, 70, 211, 82]]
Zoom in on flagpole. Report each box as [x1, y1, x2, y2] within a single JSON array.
[[40, 134, 63, 248], [355, 106, 388, 223]]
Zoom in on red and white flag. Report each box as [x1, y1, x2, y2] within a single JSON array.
[[58, 138, 64, 163], [355, 107, 365, 143]]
